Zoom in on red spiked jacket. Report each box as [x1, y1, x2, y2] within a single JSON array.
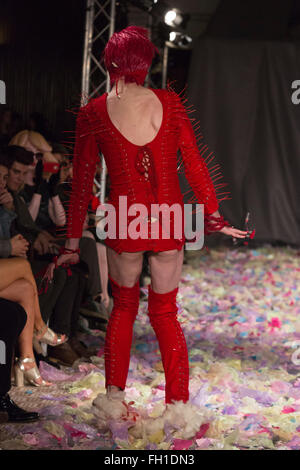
[[66, 88, 229, 253]]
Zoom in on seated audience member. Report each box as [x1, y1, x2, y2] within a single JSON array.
[[9, 130, 66, 229], [0, 299, 39, 422], [57, 155, 111, 316], [2, 146, 101, 365], [4, 145, 58, 256], [0, 257, 66, 387], [0, 152, 21, 257], [48, 148, 109, 320]]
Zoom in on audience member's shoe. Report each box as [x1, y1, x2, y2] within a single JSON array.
[[47, 341, 80, 367], [80, 297, 108, 321], [14, 357, 52, 387], [0, 394, 39, 423], [77, 315, 91, 333], [69, 337, 98, 358], [34, 323, 68, 346], [33, 324, 68, 355]]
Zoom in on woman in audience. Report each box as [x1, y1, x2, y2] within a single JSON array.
[[0, 298, 39, 422], [0, 152, 67, 385], [0, 258, 67, 386], [9, 130, 66, 228]]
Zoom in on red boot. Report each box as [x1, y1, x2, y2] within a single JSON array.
[[104, 276, 140, 390], [148, 284, 189, 404]]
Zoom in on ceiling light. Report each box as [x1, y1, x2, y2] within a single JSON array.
[[166, 32, 193, 49], [164, 9, 183, 27]]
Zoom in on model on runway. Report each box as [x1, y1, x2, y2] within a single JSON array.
[[45, 26, 248, 409]]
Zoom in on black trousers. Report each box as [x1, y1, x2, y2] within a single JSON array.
[[0, 299, 27, 396], [30, 259, 68, 325], [49, 264, 87, 337], [30, 238, 99, 337], [79, 236, 101, 297]]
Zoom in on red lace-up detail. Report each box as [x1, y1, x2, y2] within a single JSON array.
[[135, 145, 158, 197]]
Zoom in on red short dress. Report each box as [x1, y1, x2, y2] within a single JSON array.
[[66, 88, 227, 253]]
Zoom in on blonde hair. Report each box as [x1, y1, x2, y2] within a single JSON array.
[[9, 130, 52, 153], [9, 130, 59, 180]]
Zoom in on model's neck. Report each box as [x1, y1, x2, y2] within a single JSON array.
[[110, 80, 144, 98]]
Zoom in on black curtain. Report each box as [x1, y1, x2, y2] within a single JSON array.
[[186, 38, 300, 246], [0, 0, 86, 140]]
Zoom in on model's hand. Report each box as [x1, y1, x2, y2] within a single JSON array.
[[208, 210, 248, 238], [219, 225, 248, 238]]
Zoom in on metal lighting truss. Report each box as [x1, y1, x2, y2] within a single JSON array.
[[81, 0, 116, 205]]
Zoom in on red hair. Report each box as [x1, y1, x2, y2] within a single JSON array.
[[104, 26, 158, 86]]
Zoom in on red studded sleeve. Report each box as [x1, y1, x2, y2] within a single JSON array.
[[67, 105, 99, 238], [175, 94, 219, 216]]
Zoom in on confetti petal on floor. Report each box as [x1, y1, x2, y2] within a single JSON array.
[[1, 246, 300, 450]]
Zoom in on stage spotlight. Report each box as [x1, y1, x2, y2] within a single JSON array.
[[169, 31, 177, 42], [164, 8, 183, 27], [167, 31, 192, 49]]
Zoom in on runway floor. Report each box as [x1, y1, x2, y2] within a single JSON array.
[[1, 245, 300, 450]]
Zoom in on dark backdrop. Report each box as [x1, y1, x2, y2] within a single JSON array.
[[186, 38, 300, 246], [0, 0, 86, 139]]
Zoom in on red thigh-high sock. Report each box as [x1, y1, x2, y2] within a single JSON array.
[[104, 276, 140, 390], [148, 284, 189, 404]]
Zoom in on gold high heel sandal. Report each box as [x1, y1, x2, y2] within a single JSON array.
[[14, 358, 51, 387], [33, 324, 67, 354]]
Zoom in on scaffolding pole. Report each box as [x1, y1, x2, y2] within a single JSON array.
[[81, 0, 116, 204]]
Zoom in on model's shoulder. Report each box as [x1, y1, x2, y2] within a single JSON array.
[[151, 88, 170, 99], [75, 94, 106, 123], [85, 93, 106, 111], [166, 87, 184, 103]]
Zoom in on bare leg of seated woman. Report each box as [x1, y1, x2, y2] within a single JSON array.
[[0, 278, 51, 385], [0, 258, 66, 343], [0, 258, 66, 385]]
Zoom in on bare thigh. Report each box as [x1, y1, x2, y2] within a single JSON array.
[[0, 278, 34, 304], [0, 258, 33, 292], [106, 246, 145, 287], [148, 248, 184, 293]]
